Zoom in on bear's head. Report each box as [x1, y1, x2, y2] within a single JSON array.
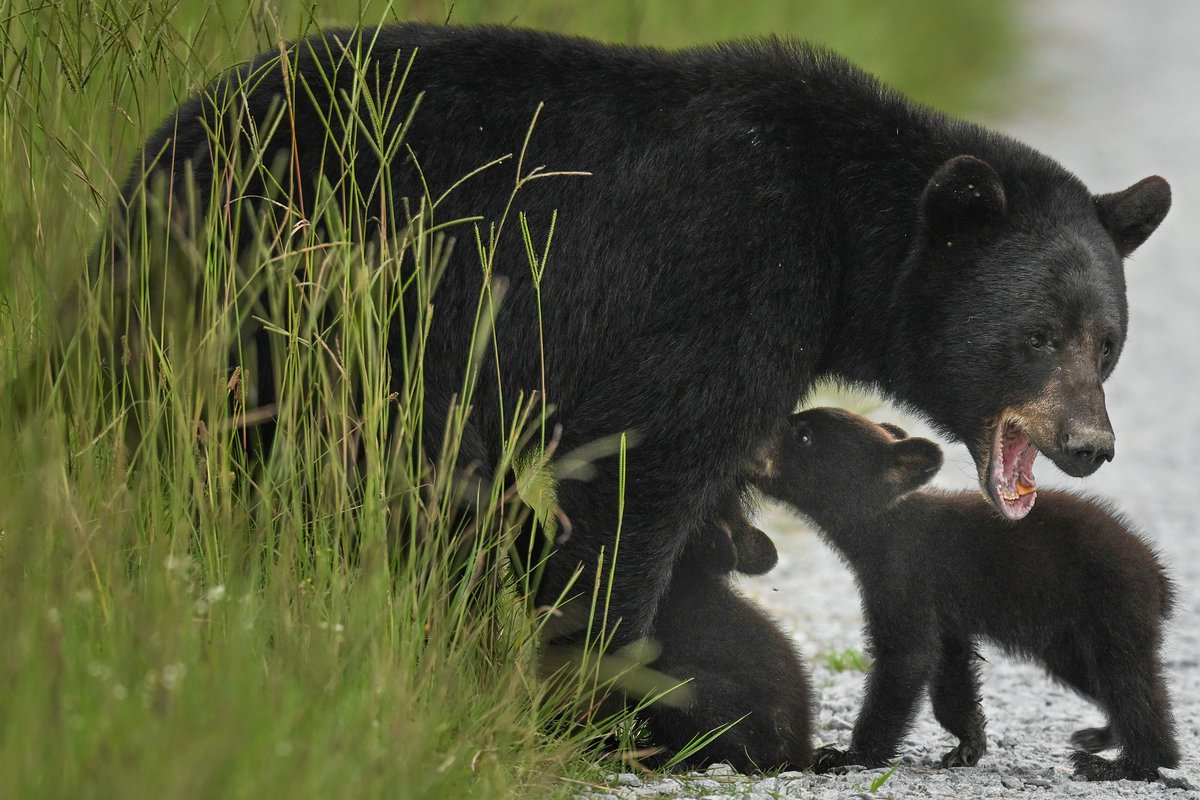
[[888, 154, 1170, 521], [754, 407, 943, 518]]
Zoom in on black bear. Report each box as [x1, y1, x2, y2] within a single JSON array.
[[103, 23, 1171, 767], [753, 407, 1179, 781], [639, 533, 811, 771]]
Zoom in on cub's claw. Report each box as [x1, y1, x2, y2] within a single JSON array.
[[812, 745, 883, 773], [940, 739, 985, 768]]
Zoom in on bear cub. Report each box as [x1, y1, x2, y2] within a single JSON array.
[[753, 407, 1178, 782], [640, 537, 813, 772]]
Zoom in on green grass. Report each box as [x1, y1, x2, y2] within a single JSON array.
[[0, 1, 1020, 798], [867, 762, 899, 792], [820, 646, 873, 674]]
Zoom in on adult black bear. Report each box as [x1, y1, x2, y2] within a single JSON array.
[[104, 24, 1170, 767], [754, 407, 1179, 781]]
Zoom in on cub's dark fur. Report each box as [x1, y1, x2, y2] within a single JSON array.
[[641, 538, 811, 771], [755, 407, 1178, 781], [686, 494, 779, 576]]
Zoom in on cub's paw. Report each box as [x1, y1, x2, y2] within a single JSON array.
[[1069, 726, 1115, 754], [812, 745, 878, 774], [729, 524, 778, 576], [1070, 751, 1159, 782], [940, 739, 985, 768]]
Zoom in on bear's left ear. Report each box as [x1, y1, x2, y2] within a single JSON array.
[[1094, 175, 1171, 257], [920, 155, 1007, 245]]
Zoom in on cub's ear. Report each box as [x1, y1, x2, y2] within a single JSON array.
[[920, 155, 1007, 244], [893, 437, 944, 487], [1094, 175, 1171, 257]]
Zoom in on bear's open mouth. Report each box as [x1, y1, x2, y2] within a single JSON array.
[[987, 417, 1038, 520]]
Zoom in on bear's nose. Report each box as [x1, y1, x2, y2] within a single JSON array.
[[1059, 426, 1115, 475]]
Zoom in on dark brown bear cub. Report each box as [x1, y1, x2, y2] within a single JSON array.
[[640, 534, 812, 772], [753, 407, 1178, 782]]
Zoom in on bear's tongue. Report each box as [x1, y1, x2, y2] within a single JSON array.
[[990, 420, 1038, 519]]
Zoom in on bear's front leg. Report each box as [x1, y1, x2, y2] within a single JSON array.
[[823, 606, 939, 770], [930, 636, 987, 768], [811, 744, 886, 773]]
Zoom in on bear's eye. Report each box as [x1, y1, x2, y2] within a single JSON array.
[[1101, 339, 1114, 359], [1026, 332, 1048, 350], [795, 425, 813, 447]]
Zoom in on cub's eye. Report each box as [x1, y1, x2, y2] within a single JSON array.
[[795, 425, 813, 446], [1101, 339, 1115, 359], [1026, 332, 1048, 350]]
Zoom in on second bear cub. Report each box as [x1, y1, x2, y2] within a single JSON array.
[[754, 407, 1178, 782]]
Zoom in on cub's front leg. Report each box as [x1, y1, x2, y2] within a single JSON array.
[[814, 606, 938, 773]]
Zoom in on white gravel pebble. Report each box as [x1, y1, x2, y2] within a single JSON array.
[[1160, 769, 1197, 792]]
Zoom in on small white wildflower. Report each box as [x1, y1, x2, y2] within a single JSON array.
[[75, 589, 94, 604], [163, 554, 193, 572], [161, 663, 186, 691], [87, 662, 112, 680], [112, 684, 128, 701], [204, 585, 226, 603]]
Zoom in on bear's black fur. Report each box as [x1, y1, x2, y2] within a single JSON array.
[[105, 24, 1172, 767], [754, 407, 1179, 781], [110, 23, 1171, 639]]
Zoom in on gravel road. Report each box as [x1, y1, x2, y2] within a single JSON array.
[[587, 2, 1200, 797]]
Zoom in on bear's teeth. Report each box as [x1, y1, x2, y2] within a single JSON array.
[[1016, 479, 1036, 497]]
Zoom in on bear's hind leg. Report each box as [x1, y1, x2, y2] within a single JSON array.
[[1072, 661, 1179, 782], [930, 636, 987, 768], [1069, 725, 1114, 753], [1042, 634, 1178, 781]]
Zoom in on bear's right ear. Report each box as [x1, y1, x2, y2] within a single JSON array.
[[893, 437, 944, 488], [1094, 175, 1171, 257], [920, 155, 1007, 245]]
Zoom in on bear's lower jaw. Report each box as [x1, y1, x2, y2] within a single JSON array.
[[983, 417, 1039, 520]]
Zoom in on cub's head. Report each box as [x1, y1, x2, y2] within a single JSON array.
[[890, 153, 1170, 521], [754, 407, 943, 518]]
